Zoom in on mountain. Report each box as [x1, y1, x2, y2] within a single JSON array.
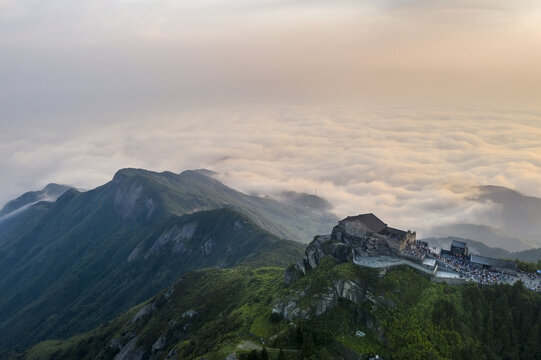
[[425, 223, 533, 252], [514, 248, 541, 264], [25, 254, 541, 360], [426, 185, 541, 252], [107, 168, 337, 242], [423, 236, 541, 263], [0, 183, 72, 233], [0, 183, 72, 217], [0, 168, 324, 356], [474, 185, 541, 243], [278, 191, 332, 212], [422, 236, 514, 259]]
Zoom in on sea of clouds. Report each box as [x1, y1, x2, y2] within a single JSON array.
[[2, 107, 541, 238]]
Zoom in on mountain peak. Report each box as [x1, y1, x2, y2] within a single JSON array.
[[112, 167, 153, 180]]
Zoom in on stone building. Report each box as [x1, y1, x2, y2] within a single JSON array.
[[331, 213, 416, 254]]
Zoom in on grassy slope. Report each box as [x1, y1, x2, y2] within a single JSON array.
[[26, 260, 541, 360]]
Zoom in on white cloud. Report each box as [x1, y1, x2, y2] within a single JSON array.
[[2, 107, 541, 239]]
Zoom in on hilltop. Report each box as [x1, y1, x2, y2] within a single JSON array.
[[0, 168, 338, 355], [23, 216, 541, 360]]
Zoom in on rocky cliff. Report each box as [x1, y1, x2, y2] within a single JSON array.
[[284, 217, 400, 286]]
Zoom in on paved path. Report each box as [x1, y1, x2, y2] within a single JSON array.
[[353, 255, 434, 276]]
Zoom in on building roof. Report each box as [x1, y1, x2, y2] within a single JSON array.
[[386, 227, 406, 238], [422, 258, 437, 268], [451, 240, 467, 249], [344, 213, 387, 233], [470, 254, 516, 269], [469, 254, 493, 266]]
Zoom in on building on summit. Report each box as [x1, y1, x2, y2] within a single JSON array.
[[332, 213, 416, 252]]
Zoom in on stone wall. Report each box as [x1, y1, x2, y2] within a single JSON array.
[[399, 231, 416, 251]]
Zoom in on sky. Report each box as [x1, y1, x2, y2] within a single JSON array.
[[1, 0, 541, 238]]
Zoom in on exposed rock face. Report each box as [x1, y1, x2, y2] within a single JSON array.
[[112, 172, 158, 221], [128, 223, 198, 261], [131, 303, 155, 323], [113, 180, 144, 220], [152, 335, 167, 352], [278, 214, 414, 321], [109, 338, 123, 351], [113, 337, 144, 360], [273, 278, 367, 320], [148, 223, 197, 256], [202, 238, 215, 256], [272, 299, 310, 321], [182, 309, 197, 319]]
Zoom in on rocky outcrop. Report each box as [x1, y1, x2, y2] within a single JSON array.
[[113, 337, 144, 360], [182, 309, 197, 319], [273, 278, 367, 320], [152, 335, 167, 352], [148, 223, 197, 256], [201, 238, 215, 256], [277, 215, 411, 322], [112, 171, 158, 221], [113, 180, 144, 220], [131, 303, 155, 323], [284, 218, 401, 285]]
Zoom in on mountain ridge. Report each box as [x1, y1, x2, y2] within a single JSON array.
[[0, 168, 328, 356]]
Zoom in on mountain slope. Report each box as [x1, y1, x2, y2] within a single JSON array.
[[107, 168, 337, 242], [0, 168, 316, 356], [425, 185, 541, 252], [26, 260, 541, 360], [475, 185, 541, 244]]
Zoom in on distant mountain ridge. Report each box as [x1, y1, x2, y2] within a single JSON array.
[[427, 185, 541, 251], [423, 236, 541, 263], [425, 223, 533, 252], [0, 183, 72, 228]]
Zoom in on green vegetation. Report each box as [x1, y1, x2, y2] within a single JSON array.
[[4, 169, 541, 359], [25, 259, 541, 360], [514, 258, 541, 273], [0, 167, 318, 356], [25, 267, 291, 360]]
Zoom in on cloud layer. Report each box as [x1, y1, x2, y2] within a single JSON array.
[[2, 1, 541, 242], [2, 107, 541, 239]]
